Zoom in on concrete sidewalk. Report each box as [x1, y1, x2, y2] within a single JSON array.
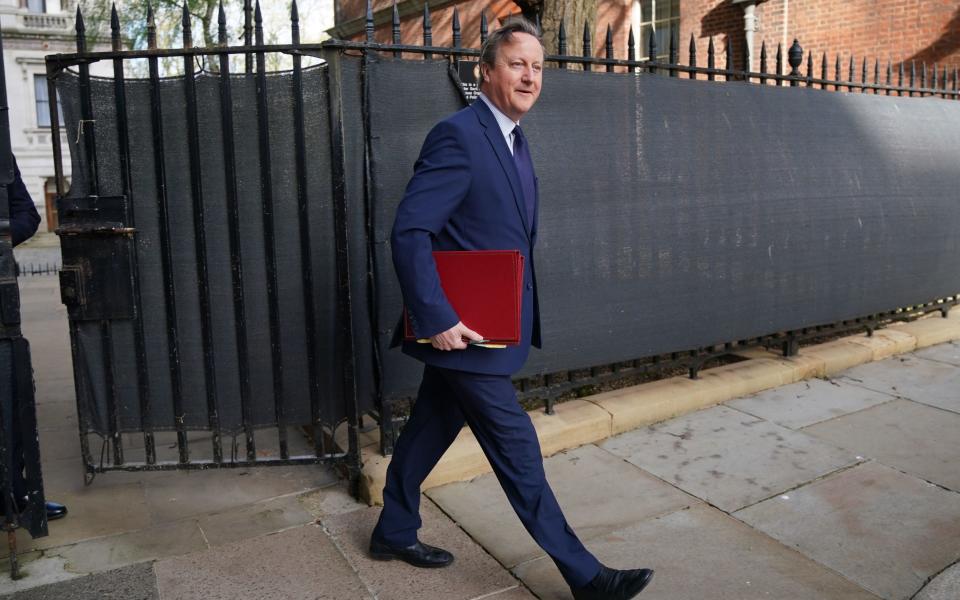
[[2, 276, 958, 599]]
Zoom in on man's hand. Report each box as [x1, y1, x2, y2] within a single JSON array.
[[431, 321, 484, 351]]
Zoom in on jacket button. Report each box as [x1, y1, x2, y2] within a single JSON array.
[[526, 283, 533, 290]]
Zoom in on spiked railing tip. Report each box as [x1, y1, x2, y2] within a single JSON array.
[[110, 3, 119, 31], [452, 7, 461, 47], [291, 0, 299, 22], [75, 5, 85, 32], [364, 0, 374, 42]]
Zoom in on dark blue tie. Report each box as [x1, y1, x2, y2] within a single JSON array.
[[511, 125, 536, 229]]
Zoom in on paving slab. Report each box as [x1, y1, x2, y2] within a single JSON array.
[[426, 444, 696, 569], [803, 399, 960, 492], [838, 354, 960, 414], [322, 499, 518, 600], [142, 464, 338, 524], [0, 562, 158, 600], [37, 428, 84, 463], [735, 462, 960, 600], [726, 378, 894, 429], [0, 482, 151, 560], [38, 456, 151, 495], [154, 523, 369, 600], [34, 400, 78, 433], [0, 553, 77, 595], [512, 504, 879, 600], [50, 518, 207, 574], [297, 481, 367, 519], [915, 562, 960, 600], [912, 341, 960, 367], [600, 405, 858, 512], [196, 494, 316, 547]]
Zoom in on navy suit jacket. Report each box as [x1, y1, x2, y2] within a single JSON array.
[[8, 158, 40, 247], [390, 99, 542, 376]]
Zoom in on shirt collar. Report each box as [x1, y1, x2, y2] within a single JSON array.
[[478, 92, 519, 139]]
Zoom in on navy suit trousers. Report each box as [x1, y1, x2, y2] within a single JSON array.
[[373, 365, 601, 588]]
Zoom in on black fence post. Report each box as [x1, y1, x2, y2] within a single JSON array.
[[605, 24, 614, 73], [253, 0, 289, 460], [787, 39, 802, 87], [422, 3, 432, 59], [392, 0, 400, 57], [775, 42, 782, 85], [452, 7, 461, 49], [557, 20, 567, 69], [846, 54, 855, 92], [583, 21, 592, 72], [182, 4, 222, 464], [218, 1, 256, 463], [364, 0, 374, 43], [821, 52, 828, 90], [758, 41, 767, 85], [687, 33, 696, 79]]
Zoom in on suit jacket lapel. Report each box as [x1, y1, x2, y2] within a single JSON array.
[[472, 101, 532, 241]]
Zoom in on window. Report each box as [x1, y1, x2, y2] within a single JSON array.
[[634, 0, 680, 60], [25, 0, 45, 14], [34, 74, 63, 128]]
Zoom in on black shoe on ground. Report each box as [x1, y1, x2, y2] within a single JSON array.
[[571, 565, 654, 600], [46, 501, 68, 521], [368, 538, 454, 568]]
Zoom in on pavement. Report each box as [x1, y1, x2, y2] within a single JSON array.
[[1, 273, 959, 599]]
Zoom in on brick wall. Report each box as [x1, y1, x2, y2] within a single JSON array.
[[336, 1, 960, 84], [752, 0, 960, 79]]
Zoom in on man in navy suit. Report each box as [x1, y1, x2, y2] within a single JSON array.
[[1, 157, 68, 523], [370, 19, 653, 600]]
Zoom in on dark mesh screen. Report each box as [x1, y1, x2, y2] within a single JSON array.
[[364, 56, 960, 398]]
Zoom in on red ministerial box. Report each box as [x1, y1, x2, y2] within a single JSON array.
[[403, 250, 525, 345]]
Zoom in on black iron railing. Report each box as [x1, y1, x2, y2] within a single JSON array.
[[44, 1, 960, 463]]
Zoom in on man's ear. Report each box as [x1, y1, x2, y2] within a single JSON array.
[[480, 63, 490, 84]]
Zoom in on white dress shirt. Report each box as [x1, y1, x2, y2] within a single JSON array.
[[478, 92, 519, 155]]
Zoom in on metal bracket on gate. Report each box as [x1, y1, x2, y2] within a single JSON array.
[[56, 195, 136, 321]]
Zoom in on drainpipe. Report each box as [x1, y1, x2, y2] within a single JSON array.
[[732, 0, 765, 72]]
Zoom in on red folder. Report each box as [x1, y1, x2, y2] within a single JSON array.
[[403, 250, 525, 345]]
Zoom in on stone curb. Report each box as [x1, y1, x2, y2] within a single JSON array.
[[356, 310, 960, 505]]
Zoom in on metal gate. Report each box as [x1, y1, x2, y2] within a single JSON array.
[[44, 6, 359, 478]]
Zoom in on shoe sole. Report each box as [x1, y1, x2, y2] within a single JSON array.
[[368, 550, 454, 568]]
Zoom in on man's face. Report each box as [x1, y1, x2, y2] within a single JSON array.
[[481, 32, 544, 122]]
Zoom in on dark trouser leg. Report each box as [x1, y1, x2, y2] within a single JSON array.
[[438, 368, 601, 589], [373, 365, 466, 546]]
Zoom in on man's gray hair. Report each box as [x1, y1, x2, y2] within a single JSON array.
[[479, 17, 544, 67]]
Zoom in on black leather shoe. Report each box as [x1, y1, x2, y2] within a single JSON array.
[[369, 538, 454, 568], [571, 565, 654, 600], [45, 501, 68, 521]]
